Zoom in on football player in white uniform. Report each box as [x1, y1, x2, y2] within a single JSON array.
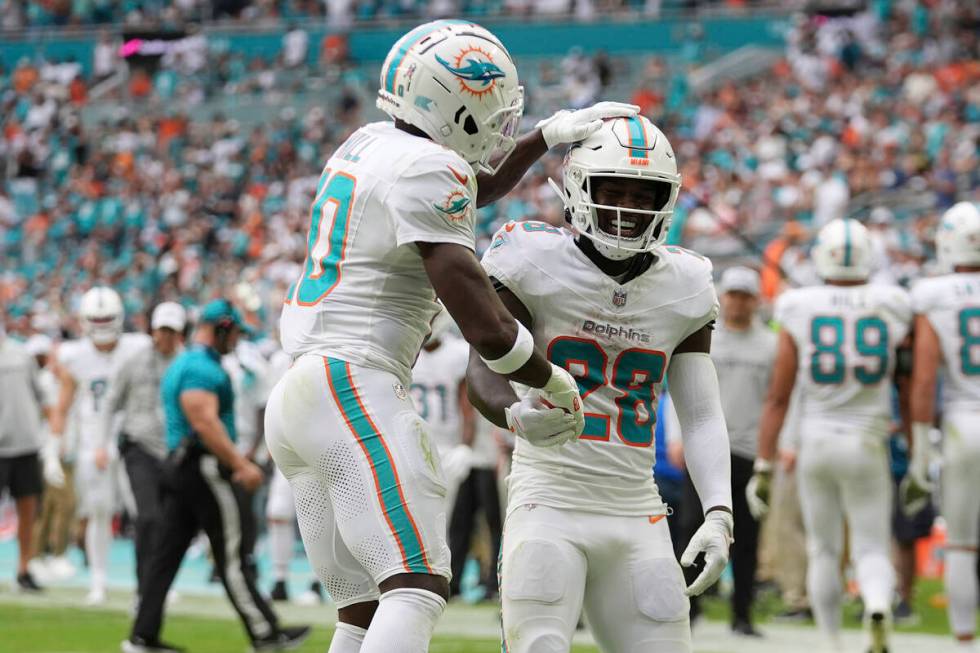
[[263, 19, 637, 653], [905, 202, 980, 650], [49, 287, 151, 604], [749, 219, 912, 653], [467, 115, 733, 653]]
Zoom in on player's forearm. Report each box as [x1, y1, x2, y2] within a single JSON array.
[[459, 383, 477, 446], [670, 353, 733, 512], [757, 396, 790, 462], [195, 415, 248, 471], [466, 350, 517, 428], [475, 130, 548, 208], [909, 364, 937, 426], [50, 378, 76, 437]]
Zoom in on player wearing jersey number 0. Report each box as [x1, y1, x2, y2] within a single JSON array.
[[468, 115, 733, 653], [750, 218, 913, 653], [905, 202, 980, 649], [264, 19, 638, 653]]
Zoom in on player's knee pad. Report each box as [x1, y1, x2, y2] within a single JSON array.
[[632, 557, 690, 622], [504, 539, 568, 604], [504, 630, 570, 653]]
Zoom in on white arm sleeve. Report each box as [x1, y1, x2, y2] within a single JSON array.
[[662, 391, 682, 445], [669, 352, 732, 512]]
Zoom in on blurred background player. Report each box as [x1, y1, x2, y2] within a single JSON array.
[[26, 334, 78, 584], [0, 323, 49, 591], [469, 115, 734, 653], [101, 302, 186, 607], [750, 219, 913, 653], [263, 18, 643, 653], [905, 201, 980, 651], [50, 286, 150, 605]]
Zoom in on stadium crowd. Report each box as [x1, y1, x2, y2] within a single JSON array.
[[0, 0, 978, 641]]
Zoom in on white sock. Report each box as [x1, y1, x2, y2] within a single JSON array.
[[807, 552, 843, 637], [86, 513, 112, 593], [946, 550, 978, 637], [854, 551, 894, 616], [360, 588, 446, 653], [268, 521, 293, 582], [328, 622, 367, 653]]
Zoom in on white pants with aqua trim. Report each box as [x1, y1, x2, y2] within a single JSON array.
[[501, 503, 691, 653], [264, 353, 451, 608]]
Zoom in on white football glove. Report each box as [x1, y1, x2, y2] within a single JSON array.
[[900, 422, 936, 516], [540, 364, 585, 437], [745, 458, 773, 520], [505, 391, 578, 448], [535, 101, 641, 149], [41, 436, 66, 488], [681, 510, 734, 597]]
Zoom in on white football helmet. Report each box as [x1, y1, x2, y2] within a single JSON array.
[[812, 218, 873, 281], [79, 286, 123, 345], [376, 20, 524, 174], [936, 201, 980, 269], [554, 115, 680, 261]]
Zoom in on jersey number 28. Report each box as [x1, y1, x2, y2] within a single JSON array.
[[548, 337, 666, 447]]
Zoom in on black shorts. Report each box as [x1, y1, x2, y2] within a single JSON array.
[[0, 452, 43, 499], [892, 477, 935, 544]]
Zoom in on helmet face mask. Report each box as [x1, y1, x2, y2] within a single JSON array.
[[79, 286, 124, 345], [556, 116, 681, 262], [376, 20, 524, 174]]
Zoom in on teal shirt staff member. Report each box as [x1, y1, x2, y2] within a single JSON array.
[[162, 346, 237, 452], [160, 299, 263, 491]]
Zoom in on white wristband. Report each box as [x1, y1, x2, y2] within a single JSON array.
[[481, 321, 535, 375]]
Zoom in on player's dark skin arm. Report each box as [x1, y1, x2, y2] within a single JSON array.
[[757, 330, 799, 461], [474, 130, 548, 207], [418, 241, 552, 388], [466, 287, 534, 428], [894, 332, 913, 442]]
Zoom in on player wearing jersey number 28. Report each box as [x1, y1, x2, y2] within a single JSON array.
[[468, 115, 733, 653], [750, 218, 913, 653], [265, 20, 638, 653], [906, 201, 980, 650]]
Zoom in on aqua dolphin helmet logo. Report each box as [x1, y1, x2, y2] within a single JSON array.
[[435, 46, 505, 98]]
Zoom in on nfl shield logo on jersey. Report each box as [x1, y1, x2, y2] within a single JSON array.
[[613, 288, 628, 307]]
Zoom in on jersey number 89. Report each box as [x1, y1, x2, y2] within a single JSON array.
[[810, 315, 889, 385], [548, 337, 666, 447]]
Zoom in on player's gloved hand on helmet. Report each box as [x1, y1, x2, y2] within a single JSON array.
[[535, 101, 641, 149], [681, 509, 734, 597], [900, 422, 935, 516], [745, 458, 773, 520], [505, 391, 578, 448], [540, 364, 585, 437], [41, 436, 65, 488]]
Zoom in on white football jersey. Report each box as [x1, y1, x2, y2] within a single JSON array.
[[59, 333, 152, 445], [411, 337, 469, 452], [280, 121, 478, 385], [482, 222, 719, 516], [911, 272, 980, 415], [775, 283, 912, 438]]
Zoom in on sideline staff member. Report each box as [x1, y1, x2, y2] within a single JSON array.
[[124, 300, 309, 653]]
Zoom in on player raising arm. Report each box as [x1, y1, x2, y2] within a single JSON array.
[[904, 202, 980, 650], [264, 20, 636, 653], [748, 219, 912, 653], [467, 115, 733, 653]]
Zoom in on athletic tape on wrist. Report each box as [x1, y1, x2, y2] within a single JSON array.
[[482, 322, 535, 375]]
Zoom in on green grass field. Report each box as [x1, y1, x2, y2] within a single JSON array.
[[0, 601, 599, 653]]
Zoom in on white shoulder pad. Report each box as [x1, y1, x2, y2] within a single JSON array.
[[480, 220, 566, 284], [387, 147, 478, 250], [773, 287, 809, 344], [910, 276, 945, 315], [875, 284, 913, 326], [659, 246, 719, 331]]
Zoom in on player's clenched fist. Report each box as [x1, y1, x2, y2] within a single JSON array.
[[540, 364, 585, 436]]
